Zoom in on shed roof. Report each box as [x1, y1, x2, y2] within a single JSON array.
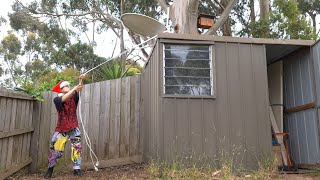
[[157, 33, 315, 64]]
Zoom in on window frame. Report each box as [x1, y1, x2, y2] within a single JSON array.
[[161, 40, 216, 99]]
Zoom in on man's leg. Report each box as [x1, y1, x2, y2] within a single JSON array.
[[69, 128, 82, 176], [45, 132, 68, 178]]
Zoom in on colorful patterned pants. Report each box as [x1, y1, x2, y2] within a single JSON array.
[[48, 127, 82, 169]]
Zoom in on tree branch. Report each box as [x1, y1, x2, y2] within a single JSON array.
[[128, 31, 149, 60], [213, 0, 225, 10], [111, 34, 119, 57], [92, 2, 121, 37], [207, 0, 222, 14], [205, 0, 239, 35], [15, 0, 122, 30], [4, 59, 18, 87], [156, 0, 169, 13], [55, 7, 72, 45], [94, 13, 120, 37]]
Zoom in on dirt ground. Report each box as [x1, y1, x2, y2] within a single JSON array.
[[6, 163, 320, 180], [7, 164, 150, 180]]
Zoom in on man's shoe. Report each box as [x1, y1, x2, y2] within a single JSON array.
[[74, 169, 82, 176], [44, 167, 54, 179]]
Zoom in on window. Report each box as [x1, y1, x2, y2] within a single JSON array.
[[163, 43, 214, 96]]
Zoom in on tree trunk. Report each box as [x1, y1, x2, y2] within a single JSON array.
[[310, 13, 317, 35], [221, 0, 232, 36], [249, 0, 256, 37], [260, 0, 269, 37], [170, 0, 199, 34], [5, 59, 17, 87], [249, 0, 255, 22], [24, 53, 31, 86], [222, 19, 232, 36], [260, 0, 269, 20], [157, 0, 238, 36]]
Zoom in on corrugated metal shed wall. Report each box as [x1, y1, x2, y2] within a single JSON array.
[[141, 39, 272, 168], [283, 47, 320, 164], [283, 48, 315, 108], [312, 41, 320, 106], [141, 41, 161, 159], [285, 109, 319, 164]]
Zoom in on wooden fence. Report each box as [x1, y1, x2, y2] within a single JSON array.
[[0, 76, 143, 179], [0, 88, 35, 180], [31, 76, 143, 171]]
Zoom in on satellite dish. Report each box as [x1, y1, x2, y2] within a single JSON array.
[[121, 13, 167, 37]]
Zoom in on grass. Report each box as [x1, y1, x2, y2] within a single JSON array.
[[146, 154, 278, 180], [249, 155, 278, 179], [147, 160, 217, 179], [308, 168, 320, 177]]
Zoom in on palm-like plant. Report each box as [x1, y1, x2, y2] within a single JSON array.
[[95, 59, 141, 81]]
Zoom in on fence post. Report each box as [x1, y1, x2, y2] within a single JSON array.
[[30, 101, 41, 172]]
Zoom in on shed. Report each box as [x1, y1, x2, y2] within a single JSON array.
[[140, 33, 315, 169]]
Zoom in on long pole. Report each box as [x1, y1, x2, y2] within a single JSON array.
[[81, 35, 157, 76], [120, 0, 125, 72]]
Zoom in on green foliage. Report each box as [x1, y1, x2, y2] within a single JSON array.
[[297, 0, 320, 34], [24, 32, 41, 54], [25, 68, 80, 101], [233, 0, 252, 37], [50, 41, 106, 73], [251, 0, 317, 40], [0, 16, 7, 29], [0, 33, 23, 87], [9, 2, 70, 62], [271, 0, 316, 39], [30, 0, 161, 38], [5, 0, 319, 95], [1, 33, 21, 58], [4, 2, 76, 88], [102, 0, 161, 18], [25, 59, 51, 81], [2, 9, 106, 91], [0, 65, 3, 76], [96, 60, 123, 80], [95, 59, 141, 81], [5, 2, 100, 85], [298, 0, 320, 13]]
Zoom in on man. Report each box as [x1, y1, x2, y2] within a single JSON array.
[[44, 76, 84, 179]]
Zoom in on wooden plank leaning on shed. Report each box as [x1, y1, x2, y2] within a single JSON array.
[[269, 105, 288, 166]]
